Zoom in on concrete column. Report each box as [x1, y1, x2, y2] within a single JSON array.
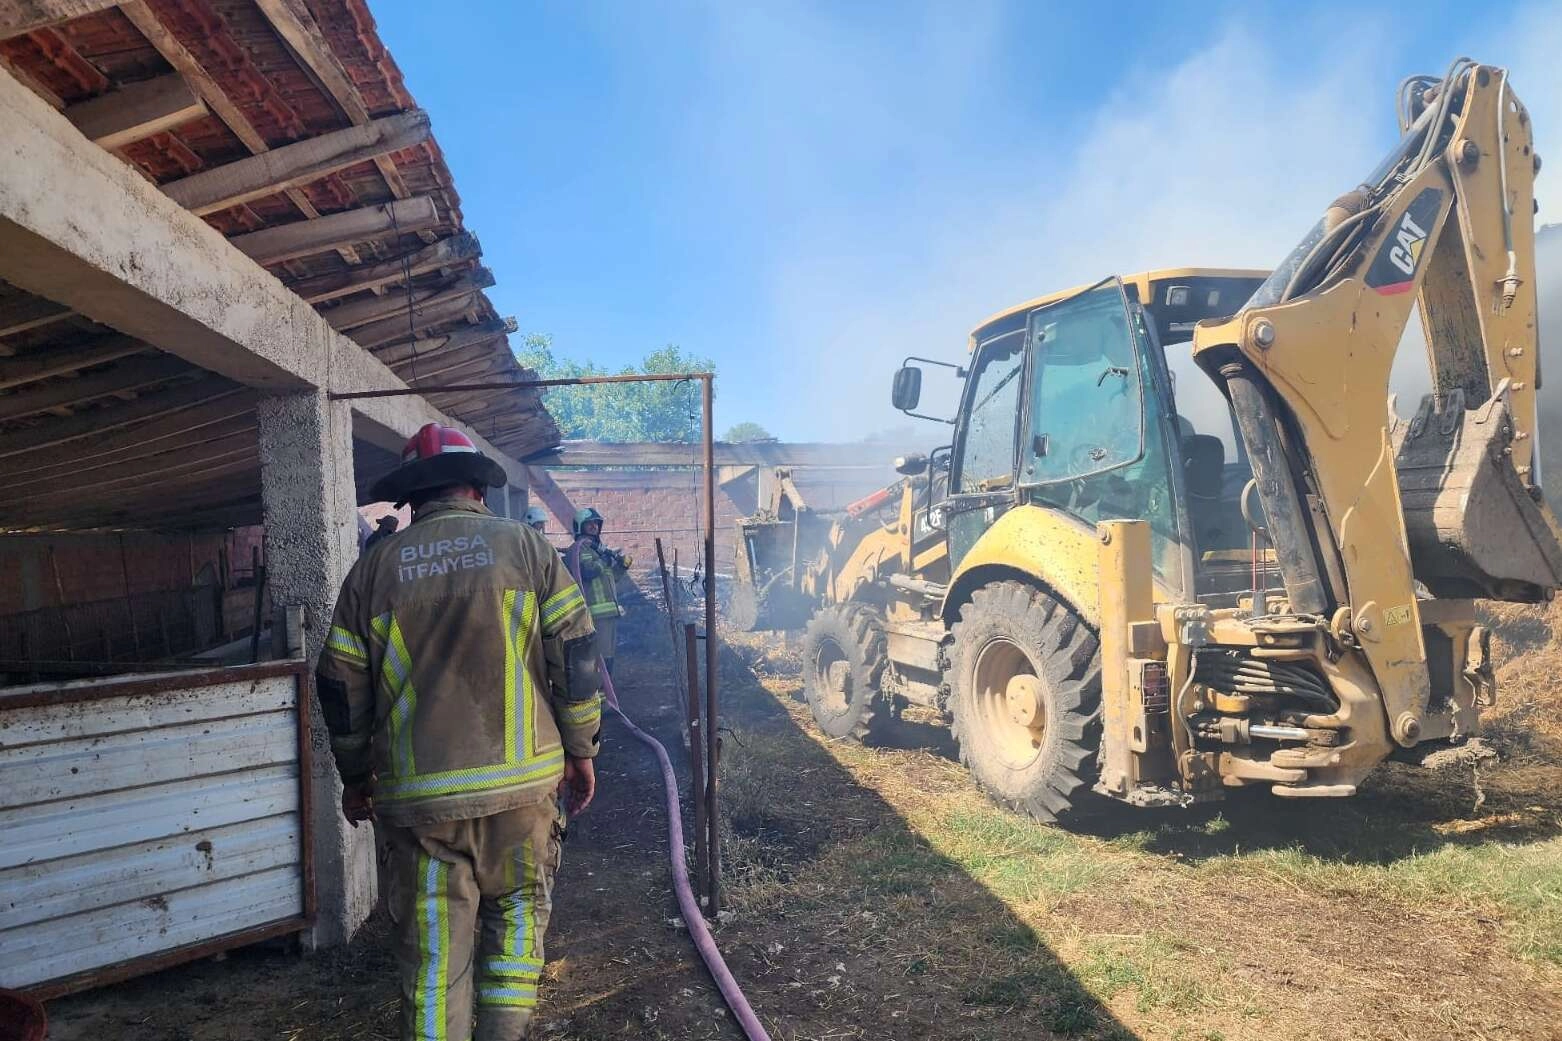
[[257, 390, 376, 947]]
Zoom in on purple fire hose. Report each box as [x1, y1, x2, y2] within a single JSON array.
[[567, 543, 772, 1041]]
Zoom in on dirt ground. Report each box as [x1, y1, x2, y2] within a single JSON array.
[[42, 587, 1562, 1041]]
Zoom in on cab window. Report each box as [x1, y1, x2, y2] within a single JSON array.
[[953, 329, 1024, 493]]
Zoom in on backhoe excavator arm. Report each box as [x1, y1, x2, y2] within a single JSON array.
[[1192, 59, 1556, 747]]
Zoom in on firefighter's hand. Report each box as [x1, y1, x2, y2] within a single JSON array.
[[341, 780, 375, 826], [561, 756, 596, 816]]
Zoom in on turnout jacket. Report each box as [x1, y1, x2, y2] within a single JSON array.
[[574, 540, 626, 619], [317, 498, 601, 827]]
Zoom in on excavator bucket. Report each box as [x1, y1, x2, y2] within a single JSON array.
[[730, 512, 828, 631], [1393, 386, 1562, 602]]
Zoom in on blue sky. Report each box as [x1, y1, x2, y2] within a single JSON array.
[[376, 0, 1562, 441]]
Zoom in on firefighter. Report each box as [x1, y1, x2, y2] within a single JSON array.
[[523, 505, 548, 533], [317, 423, 601, 1041], [570, 507, 630, 674]]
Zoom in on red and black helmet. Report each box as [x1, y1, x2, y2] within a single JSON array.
[[369, 423, 507, 505]]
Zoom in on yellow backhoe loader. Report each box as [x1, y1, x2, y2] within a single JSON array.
[[797, 58, 1555, 822]]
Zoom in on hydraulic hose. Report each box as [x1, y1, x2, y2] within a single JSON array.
[[565, 542, 772, 1041]]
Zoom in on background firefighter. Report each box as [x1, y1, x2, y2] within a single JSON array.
[[317, 423, 602, 1041], [569, 507, 631, 673]]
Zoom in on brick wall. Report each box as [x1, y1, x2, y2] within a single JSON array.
[[541, 467, 891, 574]]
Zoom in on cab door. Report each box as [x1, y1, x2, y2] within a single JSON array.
[[943, 322, 1026, 566], [1018, 278, 1189, 591]]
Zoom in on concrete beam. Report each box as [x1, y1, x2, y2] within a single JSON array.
[[162, 110, 431, 216], [229, 196, 439, 266], [64, 73, 205, 150], [0, 0, 113, 38]]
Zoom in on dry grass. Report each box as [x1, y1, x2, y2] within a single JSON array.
[[717, 621, 1562, 1041]]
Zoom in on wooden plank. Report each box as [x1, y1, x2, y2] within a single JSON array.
[[387, 341, 503, 378], [228, 196, 438, 265], [373, 316, 511, 366], [161, 110, 431, 217], [0, 292, 71, 340], [116, 0, 361, 263], [325, 267, 491, 331], [0, 353, 190, 422], [287, 231, 478, 303], [15, 437, 256, 500], [0, 412, 255, 481], [0, 334, 145, 390], [64, 73, 205, 150], [0, 0, 114, 38], [346, 293, 481, 349], [0, 380, 244, 460], [250, 0, 413, 202]]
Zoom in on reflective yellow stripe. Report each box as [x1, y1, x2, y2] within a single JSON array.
[[589, 600, 618, 619], [501, 590, 538, 763], [480, 836, 542, 1007], [380, 614, 417, 776], [540, 586, 586, 632], [557, 696, 602, 728], [377, 749, 565, 802], [327, 625, 367, 662], [413, 853, 450, 1041]]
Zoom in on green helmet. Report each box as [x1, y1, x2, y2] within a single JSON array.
[[573, 507, 605, 537]]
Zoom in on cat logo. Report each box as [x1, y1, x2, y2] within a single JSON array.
[[1365, 187, 1443, 294], [1388, 211, 1429, 276]]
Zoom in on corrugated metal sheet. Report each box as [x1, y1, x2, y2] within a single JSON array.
[[0, 667, 308, 992]]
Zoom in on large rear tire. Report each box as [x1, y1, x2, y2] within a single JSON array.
[[801, 604, 890, 742], [948, 581, 1101, 823]]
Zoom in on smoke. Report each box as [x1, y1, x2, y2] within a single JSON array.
[[716, 6, 1562, 441]]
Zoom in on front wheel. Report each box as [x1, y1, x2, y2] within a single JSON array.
[[801, 604, 890, 742], [948, 581, 1101, 823]]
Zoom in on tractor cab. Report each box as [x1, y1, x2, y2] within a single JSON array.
[[894, 268, 1269, 605]]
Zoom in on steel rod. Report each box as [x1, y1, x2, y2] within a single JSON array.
[[685, 622, 706, 899], [655, 537, 683, 695], [701, 375, 721, 915], [327, 371, 713, 400]]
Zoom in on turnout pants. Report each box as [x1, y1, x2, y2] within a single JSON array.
[[383, 799, 566, 1041], [593, 613, 618, 672]]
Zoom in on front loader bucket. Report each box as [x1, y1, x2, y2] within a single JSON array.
[[730, 516, 824, 631], [1392, 387, 1562, 602]]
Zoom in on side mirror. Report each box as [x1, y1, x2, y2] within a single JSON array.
[[894, 452, 928, 476], [891, 366, 923, 411]]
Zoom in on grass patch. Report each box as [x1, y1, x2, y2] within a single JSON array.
[[1208, 836, 1562, 965], [931, 806, 1125, 903], [1077, 934, 1223, 1015]]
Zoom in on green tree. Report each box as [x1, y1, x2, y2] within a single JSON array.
[[723, 421, 772, 443], [515, 334, 715, 442]]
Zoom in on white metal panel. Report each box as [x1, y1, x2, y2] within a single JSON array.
[[0, 679, 296, 746], [0, 764, 298, 870], [0, 669, 306, 992]]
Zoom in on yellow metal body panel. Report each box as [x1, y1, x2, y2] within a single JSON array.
[[969, 267, 1268, 347], [1097, 520, 1155, 795], [1190, 65, 1544, 744], [942, 504, 1175, 627]]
